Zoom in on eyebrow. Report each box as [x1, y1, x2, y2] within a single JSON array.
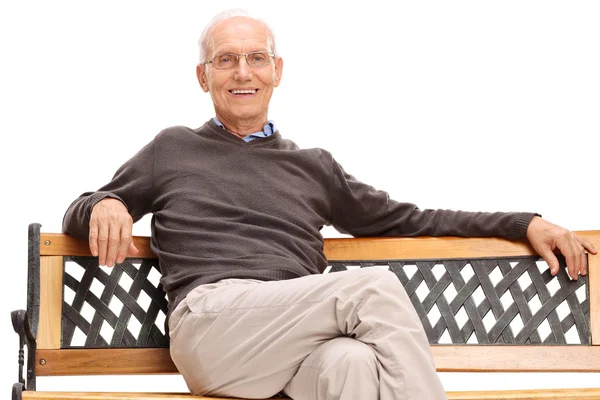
[[213, 49, 270, 57]]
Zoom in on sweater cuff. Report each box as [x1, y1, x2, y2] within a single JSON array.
[[515, 212, 542, 238], [86, 192, 127, 216]]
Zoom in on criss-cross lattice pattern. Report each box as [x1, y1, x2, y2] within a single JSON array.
[[62, 257, 168, 348], [329, 256, 589, 344], [60, 255, 589, 348]]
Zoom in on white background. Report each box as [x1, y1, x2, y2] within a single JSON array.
[[1, 0, 599, 394]]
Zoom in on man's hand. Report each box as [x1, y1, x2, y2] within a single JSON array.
[[89, 198, 139, 267], [526, 216, 597, 280]]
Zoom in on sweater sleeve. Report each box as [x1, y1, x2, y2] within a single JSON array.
[[62, 140, 156, 241], [329, 158, 537, 240]]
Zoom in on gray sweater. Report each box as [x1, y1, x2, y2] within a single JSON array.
[[63, 119, 536, 316]]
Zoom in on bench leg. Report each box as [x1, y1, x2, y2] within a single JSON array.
[[12, 383, 23, 400]]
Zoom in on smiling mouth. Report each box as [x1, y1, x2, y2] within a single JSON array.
[[229, 89, 258, 95]]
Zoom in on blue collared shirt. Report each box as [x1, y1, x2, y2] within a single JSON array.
[[213, 117, 276, 142]]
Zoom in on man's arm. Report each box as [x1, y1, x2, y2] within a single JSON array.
[[329, 158, 596, 279], [329, 158, 534, 239], [62, 140, 156, 267]]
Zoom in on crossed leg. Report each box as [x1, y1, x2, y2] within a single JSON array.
[[169, 268, 447, 400], [283, 336, 379, 399]]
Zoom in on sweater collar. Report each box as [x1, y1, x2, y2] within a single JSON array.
[[202, 119, 282, 147], [212, 117, 276, 142]]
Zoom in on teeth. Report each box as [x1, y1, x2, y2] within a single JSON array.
[[231, 89, 257, 94]]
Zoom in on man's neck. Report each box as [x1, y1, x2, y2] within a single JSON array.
[[215, 114, 268, 138]]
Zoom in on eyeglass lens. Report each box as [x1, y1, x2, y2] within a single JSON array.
[[213, 52, 271, 69]]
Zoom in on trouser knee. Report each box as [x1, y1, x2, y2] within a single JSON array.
[[285, 337, 379, 400], [352, 267, 406, 300]]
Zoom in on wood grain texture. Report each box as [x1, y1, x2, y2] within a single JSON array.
[[19, 388, 600, 399], [38, 256, 63, 349], [40, 233, 155, 258], [36, 345, 600, 377], [586, 233, 600, 346], [432, 345, 600, 372], [36, 349, 178, 376], [21, 392, 265, 399], [40, 231, 600, 261], [21, 392, 264, 399], [446, 388, 600, 400], [324, 236, 538, 260]]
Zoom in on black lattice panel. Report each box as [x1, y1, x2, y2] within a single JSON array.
[[328, 256, 589, 345], [60, 255, 589, 348], [62, 257, 169, 348]]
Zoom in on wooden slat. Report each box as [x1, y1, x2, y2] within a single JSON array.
[[324, 236, 537, 260], [446, 388, 600, 400], [21, 392, 263, 399], [37, 345, 600, 376], [40, 233, 155, 258], [325, 230, 600, 260], [19, 389, 600, 400], [38, 256, 63, 349], [43, 232, 537, 259], [40, 231, 600, 261], [432, 345, 600, 372], [19, 388, 600, 400], [36, 349, 178, 376], [587, 234, 600, 345]]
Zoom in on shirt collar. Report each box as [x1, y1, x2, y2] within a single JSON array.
[[213, 117, 276, 142]]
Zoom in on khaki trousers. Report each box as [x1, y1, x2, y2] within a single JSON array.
[[169, 267, 447, 400]]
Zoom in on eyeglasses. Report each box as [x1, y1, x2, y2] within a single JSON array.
[[201, 51, 275, 70]]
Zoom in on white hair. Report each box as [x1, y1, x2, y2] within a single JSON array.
[[198, 9, 277, 63]]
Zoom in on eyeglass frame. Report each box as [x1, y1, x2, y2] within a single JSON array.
[[200, 51, 276, 70]]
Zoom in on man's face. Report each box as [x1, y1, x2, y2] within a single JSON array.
[[197, 17, 283, 130]]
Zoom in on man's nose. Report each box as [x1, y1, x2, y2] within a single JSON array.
[[233, 56, 253, 80]]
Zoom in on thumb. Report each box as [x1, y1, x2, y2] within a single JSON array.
[[129, 241, 140, 255]]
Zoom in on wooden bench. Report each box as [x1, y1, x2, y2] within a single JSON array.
[[11, 223, 600, 400]]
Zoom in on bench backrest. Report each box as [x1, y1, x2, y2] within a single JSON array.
[[24, 223, 600, 389]]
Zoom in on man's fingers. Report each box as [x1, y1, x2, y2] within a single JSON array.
[[540, 248, 560, 276], [105, 226, 121, 267], [557, 235, 587, 280], [116, 225, 134, 264], [577, 245, 587, 276], [129, 241, 140, 255], [89, 198, 133, 267], [526, 219, 591, 281], [577, 236, 598, 255], [89, 220, 99, 257], [564, 252, 579, 280], [576, 243, 587, 275], [97, 222, 109, 266], [561, 239, 579, 280]]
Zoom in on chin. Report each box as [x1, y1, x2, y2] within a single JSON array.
[[233, 110, 264, 121]]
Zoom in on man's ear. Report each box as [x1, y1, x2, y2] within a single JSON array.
[[196, 64, 209, 92], [274, 56, 283, 87]]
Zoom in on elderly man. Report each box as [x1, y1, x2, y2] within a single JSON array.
[[63, 9, 596, 400]]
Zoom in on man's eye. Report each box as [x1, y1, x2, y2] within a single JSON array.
[[218, 55, 235, 63], [251, 54, 267, 62]]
